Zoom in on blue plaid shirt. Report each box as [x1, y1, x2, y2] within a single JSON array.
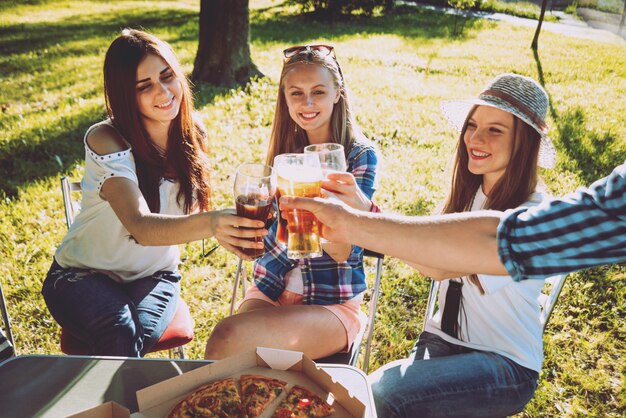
[[498, 160, 626, 281], [254, 141, 378, 305]]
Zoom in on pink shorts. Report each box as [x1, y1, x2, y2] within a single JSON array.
[[241, 285, 363, 352]]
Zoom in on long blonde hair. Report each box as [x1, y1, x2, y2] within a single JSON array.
[[442, 106, 541, 291], [265, 47, 362, 165]]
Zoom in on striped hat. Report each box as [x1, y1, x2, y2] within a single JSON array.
[[442, 73, 556, 168]]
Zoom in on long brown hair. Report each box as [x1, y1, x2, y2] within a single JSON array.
[[442, 106, 540, 290], [103, 29, 211, 214], [265, 47, 362, 166]]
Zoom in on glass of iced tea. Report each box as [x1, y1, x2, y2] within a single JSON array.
[[234, 163, 276, 259], [274, 153, 323, 259]]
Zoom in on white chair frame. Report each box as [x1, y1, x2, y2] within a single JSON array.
[[230, 249, 384, 373]]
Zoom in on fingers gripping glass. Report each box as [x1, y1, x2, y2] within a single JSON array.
[[283, 44, 335, 62], [234, 163, 276, 259], [304, 143, 347, 244]]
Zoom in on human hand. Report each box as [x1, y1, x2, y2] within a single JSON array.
[[210, 209, 267, 261], [321, 172, 371, 212], [279, 196, 355, 244]]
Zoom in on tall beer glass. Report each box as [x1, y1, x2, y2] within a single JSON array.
[[274, 153, 323, 259], [234, 163, 276, 259], [304, 143, 347, 243], [304, 143, 347, 177]]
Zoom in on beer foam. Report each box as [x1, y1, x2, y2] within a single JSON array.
[[276, 166, 322, 182]]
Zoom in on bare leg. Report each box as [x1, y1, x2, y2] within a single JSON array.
[[237, 298, 274, 313], [204, 304, 347, 360]]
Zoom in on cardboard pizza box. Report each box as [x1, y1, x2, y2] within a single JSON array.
[[132, 347, 372, 418], [66, 401, 131, 418]]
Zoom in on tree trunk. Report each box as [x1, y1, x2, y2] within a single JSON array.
[[531, 0, 549, 50], [191, 0, 262, 87]]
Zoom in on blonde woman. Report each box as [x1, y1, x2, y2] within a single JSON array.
[[205, 45, 380, 360]]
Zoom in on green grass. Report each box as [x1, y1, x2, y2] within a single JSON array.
[[1, 1, 626, 416], [404, 0, 559, 22], [479, 0, 559, 21], [577, 0, 625, 14]]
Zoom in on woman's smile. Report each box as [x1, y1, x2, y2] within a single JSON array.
[[155, 97, 174, 110], [468, 148, 491, 160], [299, 111, 320, 121]]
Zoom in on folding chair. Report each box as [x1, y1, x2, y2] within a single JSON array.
[[230, 249, 384, 372], [422, 273, 569, 331], [59, 176, 194, 358], [0, 280, 16, 360]]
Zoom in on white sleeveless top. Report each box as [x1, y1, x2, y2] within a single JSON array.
[[54, 120, 184, 283], [425, 187, 549, 372]]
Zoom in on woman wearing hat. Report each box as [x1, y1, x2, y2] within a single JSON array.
[[368, 73, 557, 418]]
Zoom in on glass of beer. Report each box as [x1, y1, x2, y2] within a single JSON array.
[[234, 163, 276, 259], [274, 153, 323, 259], [304, 143, 347, 178], [304, 143, 347, 243]]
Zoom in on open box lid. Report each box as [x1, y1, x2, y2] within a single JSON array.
[[66, 401, 130, 418], [135, 347, 367, 417]]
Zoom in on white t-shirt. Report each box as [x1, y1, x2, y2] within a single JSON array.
[[54, 120, 184, 283], [425, 187, 549, 372]]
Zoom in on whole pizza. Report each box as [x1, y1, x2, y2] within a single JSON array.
[[167, 375, 335, 418]]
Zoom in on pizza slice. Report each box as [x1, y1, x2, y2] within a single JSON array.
[[272, 385, 334, 418], [240, 374, 288, 417], [167, 377, 247, 418]]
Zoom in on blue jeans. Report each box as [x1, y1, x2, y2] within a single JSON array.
[[369, 332, 538, 418], [42, 260, 180, 357]]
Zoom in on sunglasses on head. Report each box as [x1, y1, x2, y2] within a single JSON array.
[[282, 44, 335, 62]]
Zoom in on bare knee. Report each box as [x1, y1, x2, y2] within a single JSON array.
[[204, 316, 245, 360]]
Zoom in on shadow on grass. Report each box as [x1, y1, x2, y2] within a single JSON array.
[[0, 104, 105, 196], [250, 6, 484, 45], [533, 49, 624, 185], [1, 4, 485, 197], [0, 8, 198, 79], [0, 0, 51, 13]]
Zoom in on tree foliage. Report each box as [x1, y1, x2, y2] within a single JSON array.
[[287, 0, 393, 18]]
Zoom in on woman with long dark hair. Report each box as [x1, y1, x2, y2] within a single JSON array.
[[42, 29, 265, 357], [369, 73, 557, 417]]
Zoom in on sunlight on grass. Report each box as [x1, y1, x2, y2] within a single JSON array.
[[1, 1, 625, 416]]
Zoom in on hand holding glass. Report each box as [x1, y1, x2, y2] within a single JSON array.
[[304, 143, 347, 243], [274, 153, 324, 259], [234, 163, 276, 259]]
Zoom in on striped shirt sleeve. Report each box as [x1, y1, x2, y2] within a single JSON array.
[[497, 161, 626, 281]]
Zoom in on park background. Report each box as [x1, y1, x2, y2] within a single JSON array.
[[1, 0, 625, 416]]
